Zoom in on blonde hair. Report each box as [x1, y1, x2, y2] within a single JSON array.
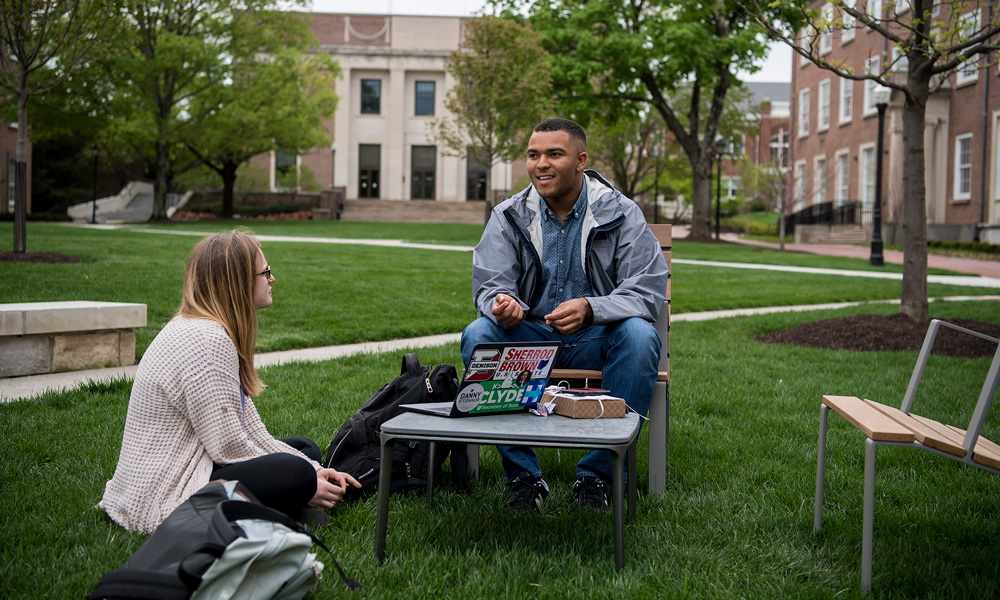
[[178, 228, 265, 396]]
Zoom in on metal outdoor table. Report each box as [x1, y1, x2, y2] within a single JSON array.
[[374, 407, 640, 570]]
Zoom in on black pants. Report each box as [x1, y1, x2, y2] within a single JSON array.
[[210, 437, 321, 516]]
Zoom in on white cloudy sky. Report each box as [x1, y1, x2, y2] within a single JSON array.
[[301, 0, 791, 83]]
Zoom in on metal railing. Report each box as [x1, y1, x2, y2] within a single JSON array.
[[784, 201, 865, 235]]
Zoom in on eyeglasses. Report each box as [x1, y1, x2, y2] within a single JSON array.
[[256, 267, 272, 280]]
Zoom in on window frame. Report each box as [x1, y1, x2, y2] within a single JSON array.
[[842, 0, 856, 43], [956, 10, 981, 86], [798, 87, 811, 138], [860, 143, 875, 210], [818, 79, 831, 131], [839, 77, 853, 124], [414, 80, 435, 116], [953, 133, 973, 202], [863, 56, 880, 116], [360, 78, 382, 115], [814, 155, 827, 205], [835, 149, 850, 207]]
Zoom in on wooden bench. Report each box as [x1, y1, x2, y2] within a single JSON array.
[[814, 320, 1000, 592], [0, 301, 147, 378], [549, 223, 671, 493]]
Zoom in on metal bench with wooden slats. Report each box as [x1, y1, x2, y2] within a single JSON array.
[[815, 319, 1000, 593]]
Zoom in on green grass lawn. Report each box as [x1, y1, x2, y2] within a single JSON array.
[[3, 301, 999, 598], [3, 222, 1000, 598], [3, 223, 997, 355]]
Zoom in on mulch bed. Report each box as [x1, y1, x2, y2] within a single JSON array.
[[0, 251, 83, 263], [758, 313, 1000, 358], [0, 251, 82, 263]]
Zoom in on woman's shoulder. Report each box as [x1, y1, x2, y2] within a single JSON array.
[[150, 317, 234, 358]]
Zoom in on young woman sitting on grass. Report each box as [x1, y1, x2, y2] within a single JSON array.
[[99, 228, 359, 533]]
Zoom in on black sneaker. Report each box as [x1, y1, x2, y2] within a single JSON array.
[[572, 476, 609, 510], [506, 471, 548, 513]]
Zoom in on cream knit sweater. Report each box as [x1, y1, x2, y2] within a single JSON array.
[[99, 316, 319, 533]]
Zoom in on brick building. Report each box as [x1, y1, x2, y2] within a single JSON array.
[[791, 0, 1000, 244]]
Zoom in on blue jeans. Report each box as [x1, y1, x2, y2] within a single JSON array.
[[460, 316, 660, 485]]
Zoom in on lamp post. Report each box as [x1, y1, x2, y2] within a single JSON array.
[[870, 88, 890, 266], [90, 145, 100, 224]]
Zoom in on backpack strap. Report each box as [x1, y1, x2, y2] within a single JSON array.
[[401, 353, 421, 376], [219, 501, 362, 591]]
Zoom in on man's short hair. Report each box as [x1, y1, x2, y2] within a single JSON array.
[[534, 118, 587, 150]]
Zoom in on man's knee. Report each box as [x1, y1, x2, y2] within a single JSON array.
[[461, 317, 502, 365], [610, 318, 661, 364]]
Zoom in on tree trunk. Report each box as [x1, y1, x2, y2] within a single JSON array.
[[899, 73, 930, 322], [688, 157, 714, 240], [13, 89, 29, 253], [221, 160, 238, 219], [151, 142, 170, 221], [483, 156, 494, 226]]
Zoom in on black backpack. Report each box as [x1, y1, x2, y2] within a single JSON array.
[[324, 353, 470, 500]]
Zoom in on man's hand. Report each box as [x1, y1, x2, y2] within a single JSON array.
[[544, 298, 593, 334], [492, 293, 524, 327], [308, 468, 362, 510]]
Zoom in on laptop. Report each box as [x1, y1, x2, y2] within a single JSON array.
[[402, 341, 561, 417]]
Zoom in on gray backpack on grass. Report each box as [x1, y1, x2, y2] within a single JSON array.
[[88, 480, 360, 600]]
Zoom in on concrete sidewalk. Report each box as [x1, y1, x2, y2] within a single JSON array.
[[667, 224, 1000, 279]]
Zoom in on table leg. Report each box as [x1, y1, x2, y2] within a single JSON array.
[[613, 449, 625, 571], [627, 440, 637, 520], [375, 435, 395, 564], [427, 441, 436, 508]]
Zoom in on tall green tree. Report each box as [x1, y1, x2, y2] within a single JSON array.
[[184, 12, 339, 218], [503, 0, 779, 240], [0, 0, 119, 251], [741, 0, 1000, 321], [100, 0, 284, 221], [428, 15, 551, 221]]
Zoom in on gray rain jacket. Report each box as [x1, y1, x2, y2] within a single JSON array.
[[472, 170, 669, 326]]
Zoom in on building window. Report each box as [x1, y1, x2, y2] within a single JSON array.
[[795, 161, 807, 211], [839, 77, 853, 124], [818, 79, 831, 131], [411, 145, 436, 199], [842, 0, 856, 43], [361, 79, 381, 115], [814, 156, 827, 205], [800, 29, 812, 65], [861, 145, 875, 210], [770, 130, 789, 168], [895, 0, 910, 13], [466, 147, 488, 201], [836, 151, 850, 206], [819, 4, 833, 54], [956, 11, 980, 85], [892, 45, 908, 73], [954, 134, 972, 201], [723, 177, 741, 199], [274, 149, 298, 189], [359, 144, 380, 198], [863, 56, 880, 116], [869, 0, 882, 19], [798, 88, 810, 137], [415, 81, 435, 116]]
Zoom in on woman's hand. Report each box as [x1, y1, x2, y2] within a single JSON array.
[[308, 468, 362, 510]]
